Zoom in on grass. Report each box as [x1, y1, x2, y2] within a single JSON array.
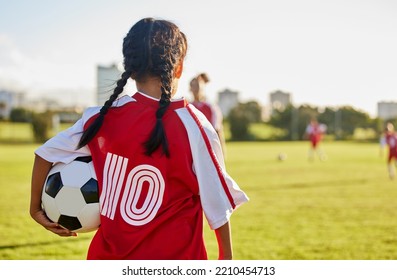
[[0, 123, 34, 143], [1, 141, 397, 260], [221, 122, 287, 141], [0, 122, 73, 144], [205, 141, 397, 259]]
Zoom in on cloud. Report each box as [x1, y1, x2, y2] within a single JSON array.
[[0, 34, 96, 106], [0, 33, 96, 92], [0, 34, 22, 67]]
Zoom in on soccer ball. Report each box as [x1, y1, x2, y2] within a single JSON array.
[[41, 156, 100, 233], [278, 153, 287, 161]]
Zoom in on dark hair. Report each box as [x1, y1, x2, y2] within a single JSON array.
[[190, 72, 210, 86], [78, 18, 188, 157]]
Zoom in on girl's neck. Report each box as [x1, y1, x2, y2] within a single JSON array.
[[136, 80, 162, 99]]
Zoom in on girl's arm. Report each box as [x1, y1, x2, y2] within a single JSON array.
[[30, 154, 76, 237], [215, 221, 232, 260]]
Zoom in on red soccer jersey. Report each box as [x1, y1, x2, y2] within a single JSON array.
[[191, 101, 214, 126], [35, 92, 248, 260], [385, 132, 397, 162], [306, 124, 322, 147], [86, 93, 207, 259]]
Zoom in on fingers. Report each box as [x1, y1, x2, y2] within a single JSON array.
[[45, 223, 77, 237], [32, 210, 77, 237]]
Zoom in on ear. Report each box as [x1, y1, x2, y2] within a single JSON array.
[[174, 60, 184, 79]]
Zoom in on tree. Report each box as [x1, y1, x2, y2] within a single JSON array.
[[31, 112, 52, 143], [10, 108, 32, 122], [268, 104, 319, 140], [241, 101, 262, 123], [228, 103, 252, 140], [267, 104, 294, 140], [267, 104, 375, 140], [333, 106, 372, 139]]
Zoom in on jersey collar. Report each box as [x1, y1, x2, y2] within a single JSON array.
[[132, 92, 188, 110]]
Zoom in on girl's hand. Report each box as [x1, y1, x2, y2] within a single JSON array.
[[30, 155, 76, 237], [31, 208, 77, 237]]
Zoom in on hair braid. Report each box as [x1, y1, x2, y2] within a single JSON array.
[[77, 18, 187, 156], [144, 74, 172, 156], [142, 20, 185, 157], [77, 70, 131, 149]]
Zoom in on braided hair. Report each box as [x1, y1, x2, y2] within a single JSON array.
[[78, 18, 187, 157]]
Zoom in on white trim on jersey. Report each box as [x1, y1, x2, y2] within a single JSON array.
[[137, 91, 185, 103], [176, 104, 248, 230]]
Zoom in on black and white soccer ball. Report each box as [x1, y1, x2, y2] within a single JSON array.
[[41, 156, 100, 233], [278, 153, 287, 161]]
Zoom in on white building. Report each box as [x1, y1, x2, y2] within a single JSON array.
[[0, 90, 25, 119], [97, 64, 122, 106], [377, 101, 397, 120], [218, 89, 239, 117], [269, 90, 292, 113]]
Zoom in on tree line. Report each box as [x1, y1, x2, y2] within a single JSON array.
[[4, 104, 397, 143], [228, 101, 397, 142]]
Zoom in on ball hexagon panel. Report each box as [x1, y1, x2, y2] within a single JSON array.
[[60, 161, 93, 188], [54, 187, 87, 217], [44, 172, 63, 198], [58, 215, 82, 231], [41, 192, 61, 223], [78, 203, 101, 232], [88, 161, 97, 180], [81, 178, 99, 204], [75, 156, 93, 163], [48, 162, 65, 176]]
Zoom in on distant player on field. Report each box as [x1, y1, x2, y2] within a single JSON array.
[[304, 118, 327, 161], [189, 73, 226, 155], [30, 17, 248, 260], [384, 122, 397, 179], [379, 132, 387, 158]]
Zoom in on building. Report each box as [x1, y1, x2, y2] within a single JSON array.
[[377, 101, 397, 120], [269, 90, 292, 113], [218, 89, 239, 117], [97, 64, 122, 106], [0, 90, 25, 119]]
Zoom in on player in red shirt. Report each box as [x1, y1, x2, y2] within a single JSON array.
[[190, 73, 226, 155], [30, 17, 248, 260], [384, 122, 397, 179], [304, 118, 327, 161]]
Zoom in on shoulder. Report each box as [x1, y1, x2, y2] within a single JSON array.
[[82, 95, 136, 123], [201, 101, 214, 110], [175, 104, 218, 141], [191, 101, 211, 108], [184, 104, 213, 126]]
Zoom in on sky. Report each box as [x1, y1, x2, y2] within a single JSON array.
[[0, 0, 396, 116]]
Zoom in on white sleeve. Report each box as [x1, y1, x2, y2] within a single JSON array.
[[34, 107, 100, 164], [176, 105, 249, 230]]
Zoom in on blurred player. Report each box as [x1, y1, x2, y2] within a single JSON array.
[[384, 122, 397, 179], [379, 132, 387, 158], [304, 118, 327, 161], [190, 73, 226, 155]]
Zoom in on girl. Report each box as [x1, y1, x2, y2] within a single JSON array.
[[384, 122, 397, 179], [190, 73, 226, 155], [30, 17, 248, 260]]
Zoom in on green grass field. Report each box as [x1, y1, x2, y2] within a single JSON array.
[[1, 141, 396, 260]]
